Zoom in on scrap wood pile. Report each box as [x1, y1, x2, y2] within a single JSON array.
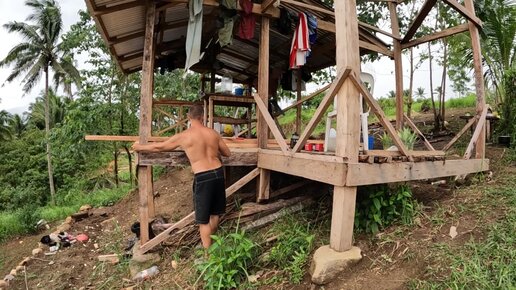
[[158, 195, 315, 248]]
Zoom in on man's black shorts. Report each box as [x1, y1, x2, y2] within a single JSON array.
[[193, 166, 226, 224]]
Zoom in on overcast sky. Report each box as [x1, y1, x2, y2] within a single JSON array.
[[0, 1, 465, 115]]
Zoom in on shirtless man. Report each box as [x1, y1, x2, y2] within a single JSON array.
[[132, 105, 231, 249]]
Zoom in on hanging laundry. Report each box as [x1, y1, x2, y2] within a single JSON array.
[[306, 13, 318, 44], [289, 13, 310, 69], [277, 8, 293, 35], [218, 0, 237, 47], [238, 0, 255, 40], [185, 0, 203, 70]]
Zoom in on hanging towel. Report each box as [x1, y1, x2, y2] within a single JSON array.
[[185, 0, 203, 70], [238, 0, 255, 40], [218, 0, 237, 47], [289, 13, 310, 69], [306, 13, 318, 44], [277, 8, 293, 35]]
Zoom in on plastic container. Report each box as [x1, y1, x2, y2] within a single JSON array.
[[221, 74, 233, 93], [314, 143, 324, 152], [234, 87, 244, 96], [133, 266, 159, 281], [304, 143, 313, 151], [368, 135, 374, 150]]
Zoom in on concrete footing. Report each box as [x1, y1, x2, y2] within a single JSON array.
[[309, 245, 362, 285]]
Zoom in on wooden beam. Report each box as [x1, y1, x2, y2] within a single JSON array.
[[358, 21, 401, 40], [257, 168, 271, 201], [252, 93, 290, 154], [257, 16, 270, 149], [292, 68, 351, 153], [257, 150, 347, 186], [363, 149, 444, 157], [296, 70, 302, 134], [94, 0, 143, 16], [277, 83, 331, 116], [403, 114, 435, 151], [138, 168, 260, 253], [139, 148, 258, 166], [346, 159, 489, 186], [359, 40, 394, 57], [442, 115, 477, 151], [402, 23, 470, 49], [349, 73, 410, 157], [153, 99, 202, 106], [442, 0, 482, 27], [208, 97, 214, 128], [464, 0, 486, 159], [270, 180, 313, 198], [464, 106, 488, 159], [281, 0, 333, 15], [402, 0, 437, 43], [389, 2, 404, 129], [137, 0, 156, 244], [261, 0, 277, 12]]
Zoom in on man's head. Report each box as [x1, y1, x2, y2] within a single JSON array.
[[187, 104, 204, 122]]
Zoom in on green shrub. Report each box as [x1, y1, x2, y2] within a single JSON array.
[[355, 184, 418, 234], [196, 229, 256, 290], [446, 94, 477, 108], [0, 212, 25, 242], [267, 216, 315, 283], [17, 205, 42, 234]]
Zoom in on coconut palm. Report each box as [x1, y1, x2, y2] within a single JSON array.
[[0, 110, 13, 141], [0, 0, 81, 204], [27, 89, 68, 129], [9, 114, 27, 139], [415, 87, 425, 101]]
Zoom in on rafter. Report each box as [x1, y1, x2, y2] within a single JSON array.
[[402, 0, 437, 44], [402, 23, 469, 49]]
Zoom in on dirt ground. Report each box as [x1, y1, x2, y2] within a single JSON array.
[[1, 109, 511, 289]]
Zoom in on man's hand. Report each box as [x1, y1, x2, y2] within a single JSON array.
[[131, 141, 141, 152]]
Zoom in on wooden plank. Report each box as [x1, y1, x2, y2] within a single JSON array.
[[138, 168, 260, 254], [442, 0, 482, 27], [270, 180, 312, 198], [213, 116, 255, 125], [208, 98, 214, 129], [296, 70, 302, 134], [258, 150, 347, 186], [346, 159, 489, 186], [349, 73, 410, 156], [281, 0, 333, 15], [94, 0, 143, 16], [464, 106, 488, 159], [358, 21, 401, 40], [292, 68, 351, 153], [260, 148, 346, 163], [253, 94, 290, 154], [261, 0, 277, 12], [257, 16, 270, 149], [359, 40, 394, 57], [403, 114, 435, 151], [153, 99, 201, 106], [277, 83, 331, 116], [402, 23, 469, 49], [363, 150, 444, 157], [402, 0, 437, 43], [442, 116, 477, 151], [257, 168, 271, 201], [139, 149, 258, 166], [389, 2, 404, 130], [136, 0, 156, 244], [464, 0, 486, 159]]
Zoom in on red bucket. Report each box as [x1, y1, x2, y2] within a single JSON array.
[[314, 143, 324, 152], [304, 143, 313, 151]]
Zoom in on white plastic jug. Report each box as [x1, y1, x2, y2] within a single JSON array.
[[221, 74, 233, 93]]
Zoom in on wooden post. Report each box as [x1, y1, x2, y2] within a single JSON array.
[[257, 16, 271, 201], [331, 0, 361, 252], [464, 0, 486, 159], [296, 70, 302, 134], [208, 97, 214, 129], [203, 99, 208, 126], [389, 2, 404, 130], [137, 0, 156, 244], [210, 71, 216, 93]]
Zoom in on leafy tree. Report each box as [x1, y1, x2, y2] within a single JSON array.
[[0, 110, 13, 141], [9, 114, 27, 139], [0, 0, 81, 204]]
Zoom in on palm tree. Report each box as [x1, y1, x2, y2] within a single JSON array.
[[0, 0, 81, 204], [0, 110, 13, 141], [9, 114, 27, 138], [415, 87, 425, 100], [27, 89, 68, 130]]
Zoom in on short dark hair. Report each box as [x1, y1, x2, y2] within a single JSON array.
[[188, 105, 204, 120]]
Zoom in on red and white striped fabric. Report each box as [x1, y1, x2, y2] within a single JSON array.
[[290, 13, 310, 69]]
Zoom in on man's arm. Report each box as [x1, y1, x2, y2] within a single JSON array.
[[218, 136, 231, 157], [132, 133, 183, 152]]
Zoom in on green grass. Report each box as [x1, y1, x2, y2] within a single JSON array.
[[410, 182, 516, 289], [0, 185, 133, 242]]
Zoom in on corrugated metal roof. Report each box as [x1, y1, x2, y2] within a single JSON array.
[[85, 0, 391, 82]]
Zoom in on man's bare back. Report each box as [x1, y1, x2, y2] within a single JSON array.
[[131, 118, 230, 173]]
